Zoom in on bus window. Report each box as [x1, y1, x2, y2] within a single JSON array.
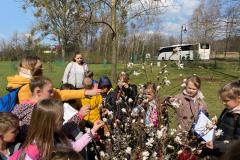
[[159, 47, 173, 53], [200, 43, 209, 49], [181, 45, 192, 51]]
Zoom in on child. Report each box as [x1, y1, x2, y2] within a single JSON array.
[[98, 76, 114, 112], [85, 71, 98, 89], [112, 72, 138, 120], [80, 77, 102, 124], [10, 99, 104, 160], [204, 80, 240, 157], [171, 76, 208, 132], [12, 76, 90, 141], [60, 83, 90, 141], [62, 52, 88, 89], [113, 72, 138, 107], [7, 55, 100, 104], [0, 112, 20, 160], [144, 83, 159, 127]]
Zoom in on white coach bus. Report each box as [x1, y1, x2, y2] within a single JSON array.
[[157, 43, 210, 61]]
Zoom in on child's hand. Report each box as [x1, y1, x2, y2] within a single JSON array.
[[85, 88, 102, 96], [102, 108, 109, 115], [122, 82, 129, 88], [118, 80, 123, 88], [79, 104, 90, 117], [91, 120, 104, 135], [206, 141, 213, 149]]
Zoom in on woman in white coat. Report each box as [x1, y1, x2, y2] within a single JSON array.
[[62, 52, 88, 89]]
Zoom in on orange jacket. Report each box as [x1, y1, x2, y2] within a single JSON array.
[[7, 75, 86, 104]]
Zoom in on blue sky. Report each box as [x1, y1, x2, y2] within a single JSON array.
[[0, 0, 199, 41], [0, 0, 35, 40]]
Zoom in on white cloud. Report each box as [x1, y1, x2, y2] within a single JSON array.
[[159, 0, 200, 36], [128, 0, 200, 37]]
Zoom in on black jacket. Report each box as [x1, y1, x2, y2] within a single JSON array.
[[203, 108, 240, 157]]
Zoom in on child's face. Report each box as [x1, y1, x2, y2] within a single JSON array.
[[221, 96, 240, 110], [146, 89, 154, 101], [2, 127, 19, 143], [39, 82, 54, 100], [102, 87, 109, 94], [186, 81, 198, 97], [74, 54, 83, 64]]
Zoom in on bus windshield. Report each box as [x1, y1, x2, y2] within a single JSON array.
[[200, 43, 209, 49]]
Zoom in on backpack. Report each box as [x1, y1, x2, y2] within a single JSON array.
[[0, 88, 20, 112]]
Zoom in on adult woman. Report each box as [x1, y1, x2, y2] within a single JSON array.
[[7, 55, 99, 104], [62, 52, 88, 89]]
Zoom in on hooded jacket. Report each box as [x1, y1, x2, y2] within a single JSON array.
[[174, 90, 208, 132], [80, 95, 102, 124], [7, 75, 85, 104], [202, 105, 240, 157]]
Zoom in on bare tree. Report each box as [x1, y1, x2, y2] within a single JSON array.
[[23, 0, 90, 60], [86, 0, 168, 82], [188, 0, 221, 44]]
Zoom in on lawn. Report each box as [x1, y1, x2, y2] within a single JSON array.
[[0, 60, 239, 118]]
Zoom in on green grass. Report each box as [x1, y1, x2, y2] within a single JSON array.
[[0, 60, 239, 118]]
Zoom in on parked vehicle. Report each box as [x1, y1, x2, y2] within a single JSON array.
[[157, 43, 210, 61]]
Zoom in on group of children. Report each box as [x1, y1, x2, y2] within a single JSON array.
[[0, 55, 240, 160]]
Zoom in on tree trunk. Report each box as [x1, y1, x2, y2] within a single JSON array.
[[58, 37, 65, 61], [111, 0, 117, 83], [61, 46, 66, 61]]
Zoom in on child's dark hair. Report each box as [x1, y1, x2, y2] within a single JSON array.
[[50, 147, 84, 160], [219, 80, 240, 100], [83, 77, 93, 89], [60, 83, 76, 90], [186, 75, 201, 89], [30, 76, 52, 93], [85, 71, 93, 78], [72, 51, 82, 62], [0, 112, 19, 135], [144, 82, 157, 94], [98, 76, 112, 89]]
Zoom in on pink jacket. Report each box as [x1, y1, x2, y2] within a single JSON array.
[[145, 99, 159, 127], [9, 132, 92, 160]]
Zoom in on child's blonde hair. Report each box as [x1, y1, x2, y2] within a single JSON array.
[[23, 99, 68, 158], [186, 76, 201, 89], [118, 72, 129, 82], [0, 112, 19, 135], [219, 80, 240, 100], [19, 55, 40, 70]]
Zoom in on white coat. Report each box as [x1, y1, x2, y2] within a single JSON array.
[[62, 62, 88, 88]]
